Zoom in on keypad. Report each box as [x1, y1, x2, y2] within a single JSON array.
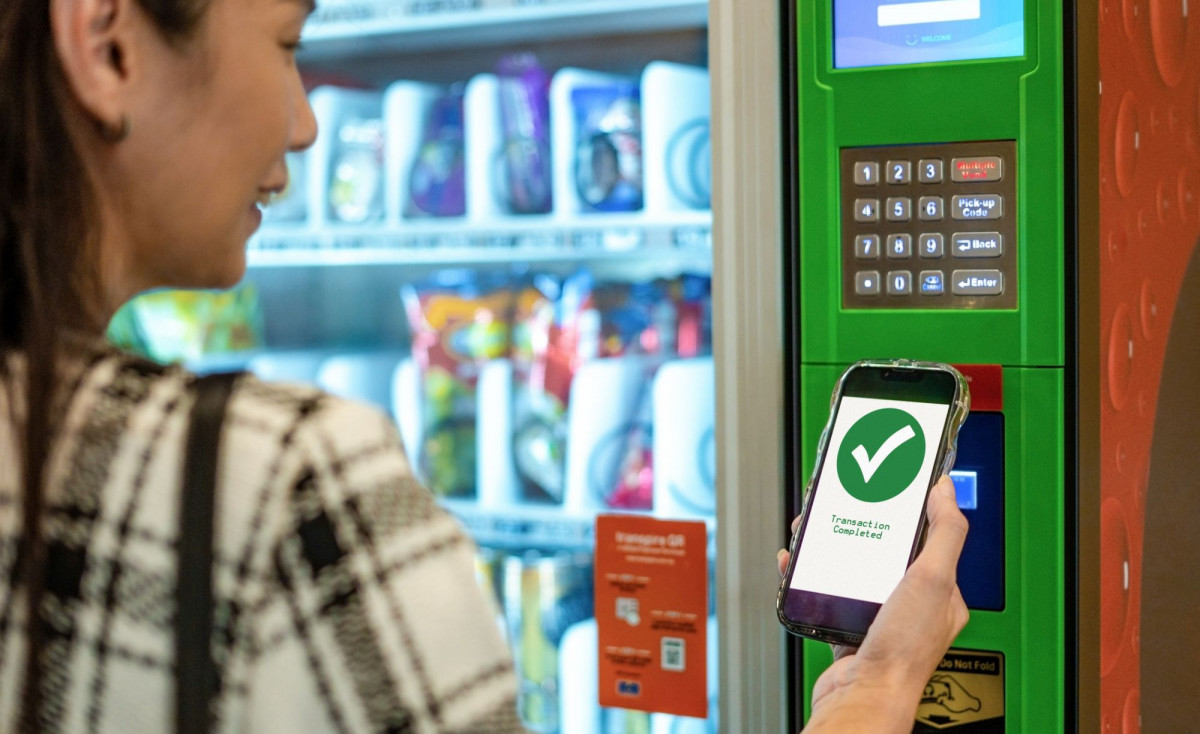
[[840, 140, 1017, 310]]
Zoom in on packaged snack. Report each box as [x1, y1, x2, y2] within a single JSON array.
[[495, 53, 553, 214], [402, 271, 513, 497], [670, 273, 713, 358], [106, 285, 266, 365], [502, 551, 594, 733], [514, 271, 673, 507], [572, 82, 643, 212], [407, 85, 467, 218], [329, 116, 386, 223]]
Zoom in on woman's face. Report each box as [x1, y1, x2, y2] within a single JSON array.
[[107, 0, 317, 298]]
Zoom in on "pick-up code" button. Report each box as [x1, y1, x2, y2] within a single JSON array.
[[951, 269, 1004, 296], [951, 195, 1003, 220]]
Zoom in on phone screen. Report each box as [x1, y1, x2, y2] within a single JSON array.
[[789, 394, 949, 604]]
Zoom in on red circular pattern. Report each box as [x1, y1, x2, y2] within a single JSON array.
[[1100, 0, 1200, 727]]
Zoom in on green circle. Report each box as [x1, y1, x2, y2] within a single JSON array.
[[836, 408, 926, 503]]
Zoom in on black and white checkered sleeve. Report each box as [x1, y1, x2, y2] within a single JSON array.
[[242, 396, 528, 734]]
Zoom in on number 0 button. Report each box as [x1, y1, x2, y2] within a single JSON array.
[[886, 271, 913, 296]]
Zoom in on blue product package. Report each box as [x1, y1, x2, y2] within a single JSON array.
[[408, 85, 467, 218], [571, 83, 643, 212]]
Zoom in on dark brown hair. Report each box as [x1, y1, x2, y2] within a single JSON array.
[[0, 0, 209, 728]]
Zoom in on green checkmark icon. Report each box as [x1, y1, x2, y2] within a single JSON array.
[[836, 408, 926, 503]]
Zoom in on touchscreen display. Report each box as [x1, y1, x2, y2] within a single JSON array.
[[790, 395, 950, 604], [834, 0, 1025, 69]]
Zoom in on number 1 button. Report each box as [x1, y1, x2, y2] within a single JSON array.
[[854, 162, 879, 186]]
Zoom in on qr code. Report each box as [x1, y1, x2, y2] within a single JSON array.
[[661, 637, 685, 672]]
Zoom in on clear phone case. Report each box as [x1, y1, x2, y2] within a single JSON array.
[[778, 359, 971, 644]]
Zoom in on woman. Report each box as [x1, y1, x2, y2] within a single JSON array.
[[1, 0, 524, 731], [0, 0, 968, 730]]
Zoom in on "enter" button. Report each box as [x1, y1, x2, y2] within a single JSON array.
[[951, 269, 1004, 296]]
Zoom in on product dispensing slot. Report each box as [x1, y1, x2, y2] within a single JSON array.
[[949, 411, 1005, 611]]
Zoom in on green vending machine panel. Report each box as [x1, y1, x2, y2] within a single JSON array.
[[788, 0, 1067, 730]]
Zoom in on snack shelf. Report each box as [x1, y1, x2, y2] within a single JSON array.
[[442, 499, 602, 552], [443, 500, 716, 552], [247, 212, 712, 267], [302, 0, 709, 58]]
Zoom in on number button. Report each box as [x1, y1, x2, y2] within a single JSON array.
[[886, 271, 913, 296], [886, 160, 912, 184], [919, 233, 945, 258], [856, 271, 882, 296], [887, 233, 913, 258], [854, 162, 880, 186], [918, 196, 944, 221], [886, 197, 912, 222], [918, 159, 944, 184], [853, 199, 880, 222], [855, 234, 881, 259]]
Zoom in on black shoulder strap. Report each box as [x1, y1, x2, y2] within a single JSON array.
[[177, 371, 242, 734]]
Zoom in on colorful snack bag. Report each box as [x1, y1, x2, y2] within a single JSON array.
[[511, 274, 572, 504], [106, 284, 266, 365], [402, 271, 513, 497], [670, 272, 713, 358], [514, 271, 674, 508]]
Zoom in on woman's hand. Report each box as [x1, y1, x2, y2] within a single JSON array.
[[781, 475, 970, 733]]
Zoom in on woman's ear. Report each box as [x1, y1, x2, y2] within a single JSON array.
[[50, 0, 137, 140]]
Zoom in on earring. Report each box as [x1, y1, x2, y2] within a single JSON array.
[[98, 114, 131, 143]]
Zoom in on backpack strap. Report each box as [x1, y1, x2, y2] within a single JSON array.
[[177, 371, 242, 734]]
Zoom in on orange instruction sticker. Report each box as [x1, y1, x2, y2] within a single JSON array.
[[595, 515, 708, 718]]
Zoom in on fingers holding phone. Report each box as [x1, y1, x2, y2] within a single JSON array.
[[855, 476, 969, 680], [799, 476, 970, 732]]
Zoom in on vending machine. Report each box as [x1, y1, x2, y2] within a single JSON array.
[[108, 2, 720, 732], [734, 0, 1200, 730]]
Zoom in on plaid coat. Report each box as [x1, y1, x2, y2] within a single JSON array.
[[0, 346, 526, 733]]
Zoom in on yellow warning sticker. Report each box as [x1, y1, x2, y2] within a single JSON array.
[[914, 650, 1004, 732]]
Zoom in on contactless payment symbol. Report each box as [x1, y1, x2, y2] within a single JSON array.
[[837, 408, 925, 502]]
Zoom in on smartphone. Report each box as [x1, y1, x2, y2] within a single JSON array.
[[777, 359, 970, 646]]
